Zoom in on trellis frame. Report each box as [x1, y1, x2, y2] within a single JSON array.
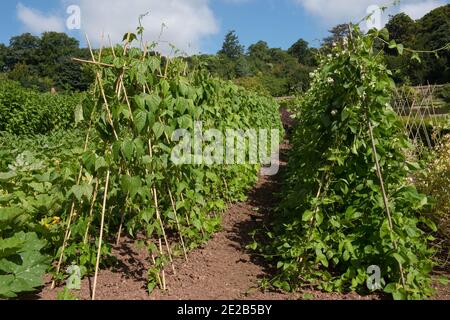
[[393, 84, 445, 155]]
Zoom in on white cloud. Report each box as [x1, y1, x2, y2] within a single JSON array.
[[17, 0, 219, 55], [74, 0, 219, 54], [293, 0, 446, 26], [295, 0, 374, 23], [16, 3, 65, 34], [400, 0, 445, 19]]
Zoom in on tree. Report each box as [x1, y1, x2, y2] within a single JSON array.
[[383, 4, 450, 85], [248, 41, 270, 62], [218, 30, 244, 60], [417, 4, 450, 50], [196, 37, 315, 96], [2, 32, 94, 91], [0, 44, 8, 72], [385, 13, 417, 45], [288, 38, 316, 66], [235, 56, 250, 78], [37, 32, 80, 77], [7, 63, 54, 91], [247, 41, 271, 72], [6, 33, 40, 70], [415, 4, 450, 84], [57, 48, 94, 91]]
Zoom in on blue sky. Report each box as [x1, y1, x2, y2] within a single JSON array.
[[204, 0, 327, 52], [0, 0, 448, 54]]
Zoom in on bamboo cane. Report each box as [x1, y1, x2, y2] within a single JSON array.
[[150, 252, 163, 289], [92, 169, 111, 300], [51, 85, 99, 289], [158, 239, 167, 291], [115, 193, 129, 246], [83, 178, 100, 244], [147, 136, 176, 273], [85, 35, 119, 141], [367, 120, 406, 289], [168, 188, 188, 262]]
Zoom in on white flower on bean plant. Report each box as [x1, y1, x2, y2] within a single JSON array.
[[343, 37, 348, 46]]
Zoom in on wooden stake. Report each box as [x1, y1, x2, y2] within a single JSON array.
[[168, 188, 188, 262], [85, 34, 119, 141], [147, 136, 176, 274], [150, 252, 163, 289], [155, 114, 191, 230], [222, 177, 233, 207], [158, 239, 167, 291], [52, 132, 92, 289], [84, 178, 100, 244], [151, 186, 175, 274], [163, 56, 170, 78], [116, 194, 129, 246], [180, 191, 191, 227], [72, 58, 114, 68], [92, 169, 111, 300], [368, 120, 406, 289]]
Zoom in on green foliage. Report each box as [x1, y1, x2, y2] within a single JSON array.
[[0, 44, 8, 72], [288, 39, 318, 67], [7, 63, 55, 92], [0, 79, 84, 135], [258, 27, 435, 300], [278, 97, 300, 112], [0, 26, 283, 297], [56, 287, 79, 300], [385, 13, 417, 45], [3, 32, 94, 92], [0, 230, 49, 298], [218, 30, 245, 60], [416, 135, 450, 243], [383, 5, 450, 85], [0, 128, 102, 292], [0, 204, 50, 298], [437, 84, 450, 105], [69, 34, 283, 291], [6, 33, 40, 67], [194, 32, 316, 97], [233, 76, 271, 96]]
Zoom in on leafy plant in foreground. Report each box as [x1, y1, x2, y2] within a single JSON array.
[[0, 207, 49, 298]]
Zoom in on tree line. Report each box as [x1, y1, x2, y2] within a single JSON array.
[[383, 4, 449, 85], [0, 32, 93, 92], [192, 32, 318, 97], [198, 4, 448, 96]]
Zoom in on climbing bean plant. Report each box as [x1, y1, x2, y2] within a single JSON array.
[[59, 30, 283, 294], [257, 26, 436, 300]]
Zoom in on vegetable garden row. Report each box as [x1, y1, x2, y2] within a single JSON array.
[[253, 27, 444, 300]]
